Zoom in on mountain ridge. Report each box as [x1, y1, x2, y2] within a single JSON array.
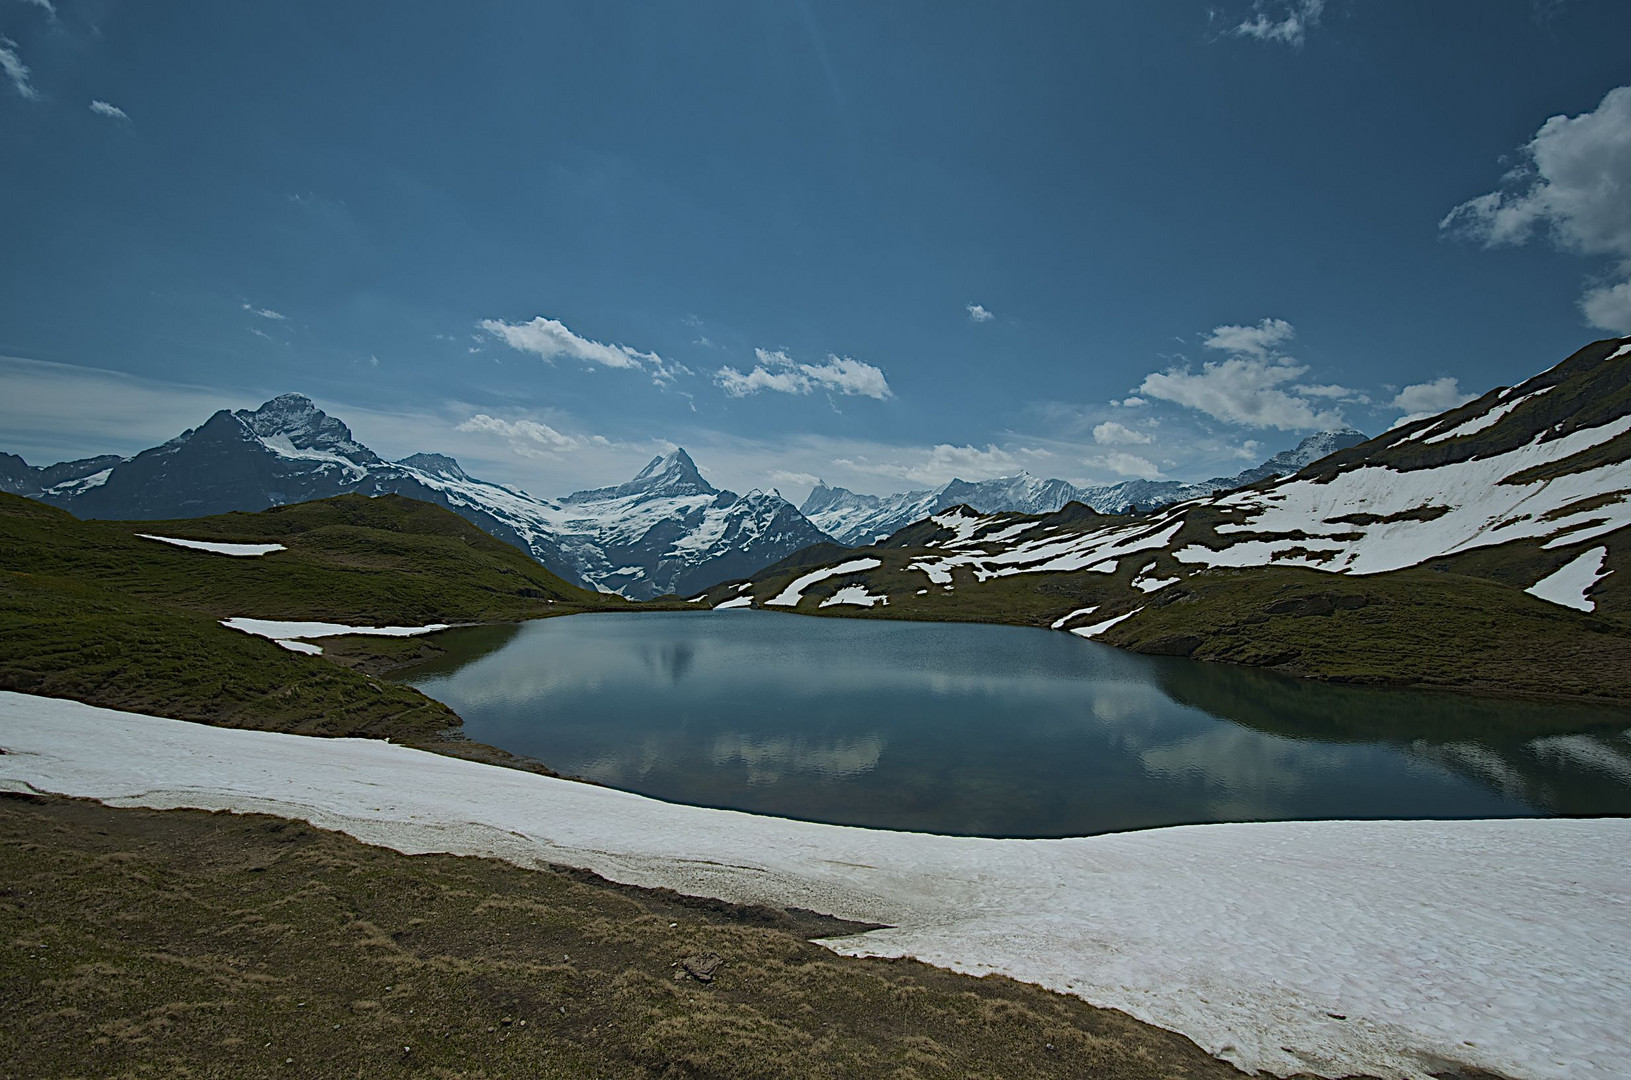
[[5, 398, 833, 600], [801, 428, 1369, 545]]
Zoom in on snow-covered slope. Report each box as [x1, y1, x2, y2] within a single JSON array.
[[718, 336, 1631, 630], [801, 429, 1367, 545], [19, 396, 834, 600], [8, 692, 1630, 1080]]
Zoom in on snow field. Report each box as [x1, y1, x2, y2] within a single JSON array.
[[2, 692, 1627, 1080], [1069, 608, 1143, 639], [1525, 547, 1611, 611], [819, 585, 888, 608], [764, 558, 882, 607], [1180, 413, 1631, 578], [220, 617, 451, 656]]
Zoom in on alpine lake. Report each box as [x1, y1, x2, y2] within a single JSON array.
[[395, 610, 1631, 838]]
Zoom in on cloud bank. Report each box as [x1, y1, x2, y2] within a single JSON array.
[[1138, 318, 1346, 431], [482, 315, 689, 384], [716, 348, 892, 401], [1441, 84, 1631, 333], [1229, 0, 1325, 48], [1, 38, 38, 100]]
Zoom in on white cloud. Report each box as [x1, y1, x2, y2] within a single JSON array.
[[1229, 0, 1324, 47], [89, 100, 129, 122], [242, 304, 286, 321], [1202, 317, 1295, 357], [770, 469, 821, 488], [1390, 377, 1476, 424], [480, 314, 690, 384], [1580, 277, 1631, 334], [716, 347, 892, 401], [1092, 420, 1153, 445], [455, 413, 609, 459], [1114, 395, 1148, 408], [22, 0, 57, 15], [966, 303, 995, 323], [833, 443, 1034, 486], [1086, 451, 1163, 480], [1, 38, 38, 101], [1441, 84, 1631, 333], [1294, 382, 1352, 398], [0, 355, 246, 463], [1138, 318, 1345, 430]]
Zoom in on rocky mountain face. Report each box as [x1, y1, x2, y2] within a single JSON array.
[[10, 396, 832, 600], [0, 452, 125, 500], [700, 336, 1631, 695], [548, 449, 835, 599], [801, 428, 1369, 545]]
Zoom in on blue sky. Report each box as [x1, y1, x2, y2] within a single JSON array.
[[3, 1, 1630, 501]]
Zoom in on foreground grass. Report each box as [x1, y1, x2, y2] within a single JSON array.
[[0, 795, 1261, 1080]]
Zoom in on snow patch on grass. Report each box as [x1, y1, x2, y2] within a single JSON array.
[[221, 618, 451, 642], [765, 559, 882, 608], [819, 585, 888, 608], [1525, 547, 1610, 611], [138, 535, 287, 557]]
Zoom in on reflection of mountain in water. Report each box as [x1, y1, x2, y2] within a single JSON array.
[[1151, 656, 1631, 815], [642, 641, 697, 684]]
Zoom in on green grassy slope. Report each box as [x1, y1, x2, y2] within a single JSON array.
[[0, 491, 612, 624], [0, 492, 625, 739]]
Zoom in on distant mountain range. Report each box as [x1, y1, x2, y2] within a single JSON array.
[[0, 394, 828, 600], [3, 395, 1370, 601], [800, 428, 1368, 545]]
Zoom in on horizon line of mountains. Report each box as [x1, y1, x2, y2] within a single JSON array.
[[0, 393, 1363, 599]]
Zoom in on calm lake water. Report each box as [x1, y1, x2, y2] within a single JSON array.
[[397, 610, 1631, 838]]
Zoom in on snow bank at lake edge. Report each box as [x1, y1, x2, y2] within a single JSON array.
[[1, 691, 1626, 1080]]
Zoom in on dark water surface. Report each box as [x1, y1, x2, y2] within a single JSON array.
[[397, 610, 1631, 837]]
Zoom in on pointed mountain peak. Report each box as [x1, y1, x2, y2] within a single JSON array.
[[634, 447, 704, 484], [561, 446, 717, 503], [235, 394, 380, 465], [398, 452, 469, 481]]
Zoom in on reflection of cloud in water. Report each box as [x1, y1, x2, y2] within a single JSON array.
[[710, 733, 886, 785], [1138, 727, 1350, 795], [1528, 733, 1631, 786], [1411, 741, 1531, 800], [579, 736, 672, 784]]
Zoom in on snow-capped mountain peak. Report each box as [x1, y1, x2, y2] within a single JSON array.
[[235, 393, 379, 465], [15, 404, 836, 601], [561, 447, 716, 504]]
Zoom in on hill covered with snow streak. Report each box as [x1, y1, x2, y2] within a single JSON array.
[[700, 336, 1631, 700]]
